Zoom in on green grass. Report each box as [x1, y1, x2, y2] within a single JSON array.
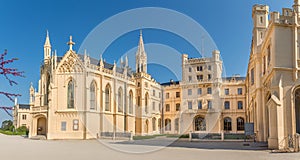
[[0, 129, 26, 136]]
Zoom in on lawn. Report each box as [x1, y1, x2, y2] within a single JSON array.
[[0, 129, 26, 136]]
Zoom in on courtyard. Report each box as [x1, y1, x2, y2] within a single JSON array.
[[1, 134, 299, 160]]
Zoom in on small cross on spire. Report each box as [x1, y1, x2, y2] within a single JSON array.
[[67, 35, 75, 51]]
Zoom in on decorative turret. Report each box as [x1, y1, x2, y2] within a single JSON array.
[[44, 30, 51, 63], [29, 82, 35, 105], [294, 0, 300, 17], [252, 5, 269, 46], [135, 30, 147, 73]]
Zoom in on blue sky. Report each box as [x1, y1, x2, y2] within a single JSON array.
[[0, 0, 292, 123]]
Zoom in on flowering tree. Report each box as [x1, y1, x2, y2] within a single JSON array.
[[0, 50, 24, 117]]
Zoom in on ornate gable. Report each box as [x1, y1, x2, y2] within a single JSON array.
[[57, 50, 84, 73]]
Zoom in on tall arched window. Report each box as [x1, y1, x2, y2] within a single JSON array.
[[296, 88, 300, 133], [67, 80, 74, 109], [105, 84, 111, 111], [175, 118, 179, 132], [152, 117, 156, 131], [195, 116, 206, 131], [90, 82, 96, 110], [118, 87, 123, 113], [129, 90, 133, 114], [165, 119, 171, 131], [145, 92, 149, 113], [237, 117, 245, 131], [224, 117, 232, 131]]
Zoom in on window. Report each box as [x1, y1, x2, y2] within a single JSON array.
[[207, 87, 212, 94], [195, 116, 206, 131], [263, 56, 266, 75], [224, 88, 229, 95], [197, 75, 203, 81], [176, 92, 180, 98], [237, 88, 243, 95], [224, 101, 230, 109], [166, 93, 170, 99], [105, 84, 111, 111], [175, 118, 179, 131], [165, 119, 171, 131], [198, 88, 202, 95], [188, 89, 192, 96], [207, 100, 212, 109], [267, 45, 271, 65], [188, 101, 193, 109], [224, 117, 232, 131], [188, 67, 192, 72], [251, 68, 255, 85], [90, 82, 96, 110], [67, 80, 75, 109], [166, 104, 170, 112], [208, 65, 211, 70], [61, 121, 66, 131], [208, 74, 211, 80], [73, 119, 79, 131], [158, 92, 161, 98], [137, 82, 140, 87], [118, 87, 123, 112], [188, 76, 192, 82], [137, 96, 141, 106], [176, 103, 180, 111], [153, 90, 155, 96], [198, 100, 202, 109], [152, 117, 156, 131], [145, 92, 149, 113], [145, 82, 148, 88], [197, 66, 203, 71], [260, 16, 263, 24], [152, 101, 155, 111], [129, 90, 133, 114], [237, 117, 245, 131], [22, 114, 27, 120], [238, 101, 243, 109]]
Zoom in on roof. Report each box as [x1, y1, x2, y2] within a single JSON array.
[[19, 104, 30, 109], [222, 76, 246, 81], [161, 81, 180, 86]]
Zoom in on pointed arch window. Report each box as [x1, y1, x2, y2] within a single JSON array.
[[105, 84, 111, 111], [67, 80, 74, 109], [145, 92, 149, 113], [90, 82, 96, 110], [118, 87, 123, 113], [129, 90, 133, 114]]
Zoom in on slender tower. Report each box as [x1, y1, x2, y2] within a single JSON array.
[[135, 30, 147, 73], [44, 30, 51, 64]]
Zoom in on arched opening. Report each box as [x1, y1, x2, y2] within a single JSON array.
[[37, 116, 47, 135], [129, 90, 133, 114], [165, 119, 171, 131], [237, 117, 245, 131], [224, 117, 232, 131], [295, 88, 300, 133], [145, 92, 149, 113], [118, 87, 123, 113], [152, 117, 156, 132], [105, 84, 111, 111], [90, 81, 96, 110], [145, 120, 149, 133], [194, 116, 206, 131], [67, 80, 74, 109], [175, 118, 179, 132], [158, 118, 162, 132]]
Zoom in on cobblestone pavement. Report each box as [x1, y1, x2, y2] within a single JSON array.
[[1, 134, 299, 160]]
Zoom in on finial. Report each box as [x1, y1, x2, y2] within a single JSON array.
[[46, 30, 49, 37], [67, 35, 75, 51], [140, 29, 143, 36]]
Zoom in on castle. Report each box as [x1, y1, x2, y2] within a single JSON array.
[[13, 0, 300, 150]]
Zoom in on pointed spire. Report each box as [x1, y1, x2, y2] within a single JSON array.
[[136, 30, 146, 56], [67, 35, 75, 51], [125, 55, 128, 67], [44, 30, 51, 47]]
